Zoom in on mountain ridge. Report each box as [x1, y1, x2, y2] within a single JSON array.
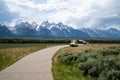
[[0, 21, 120, 38]]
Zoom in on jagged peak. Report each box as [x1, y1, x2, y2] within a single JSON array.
[[17, 22, 29, 26], [31, 22, 38, 27], [15, 22, 31, 28], [19, 22, 29, 25], [42, 20, 49, 25], [57, 22, 63, 25], [40, 21, 50, 27]]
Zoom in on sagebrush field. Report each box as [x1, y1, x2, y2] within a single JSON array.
[[52, 44, 120, 80]]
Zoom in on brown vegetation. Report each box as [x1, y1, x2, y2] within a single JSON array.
[[58, 44, 120, 54]]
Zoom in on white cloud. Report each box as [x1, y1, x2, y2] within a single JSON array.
[[3, 0, 120, 29]]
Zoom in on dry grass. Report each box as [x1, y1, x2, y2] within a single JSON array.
[[58, 44, 120, 54], [0, 44, 54, 71]]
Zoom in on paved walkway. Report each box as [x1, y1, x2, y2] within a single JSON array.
[[0, 45, 67, 80]]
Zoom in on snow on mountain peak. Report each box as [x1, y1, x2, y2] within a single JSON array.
[[17, 22, 30, 28], [31, 22, 37, 27], [41, 21, 49, 26], [31, 22, 38, 29], [1, 21, 120, 38]]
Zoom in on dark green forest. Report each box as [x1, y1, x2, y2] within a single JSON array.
[[0, 38, 120, 44]]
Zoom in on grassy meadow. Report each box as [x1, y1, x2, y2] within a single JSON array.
[[52, 44, 120, 80], [0, 44, 56, 71]]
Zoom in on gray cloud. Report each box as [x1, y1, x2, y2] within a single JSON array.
[[1, 0, 120, 29], [0, 0, 19, 24], [65, 0, 120, 29]]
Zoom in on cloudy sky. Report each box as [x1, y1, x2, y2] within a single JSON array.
[[0, 0, 120, 29]]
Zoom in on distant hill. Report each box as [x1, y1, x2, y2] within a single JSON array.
[[0, 24, 14, 37]]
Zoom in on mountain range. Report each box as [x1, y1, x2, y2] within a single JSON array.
[[0, 21, 120, 38]]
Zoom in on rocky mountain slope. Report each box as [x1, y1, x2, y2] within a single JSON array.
[[0, 21, 120, 38]]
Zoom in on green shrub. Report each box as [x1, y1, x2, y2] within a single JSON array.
[[58, 46, 120, 80], [99, 47, 120, 56], [106, 70, 120, 80], [84, 49, 92, 53], [99, 70, 120, 80], [58, 52, 78, 64]]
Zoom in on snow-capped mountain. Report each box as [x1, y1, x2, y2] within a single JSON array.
[[0, 21, 120, 38], [13, 22, 38, 37], [81, 28, 120, 38], [31, 22, 38, 30], [37, 21, 90, 37]]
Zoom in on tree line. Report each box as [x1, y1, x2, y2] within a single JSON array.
[[0, 38, 120, 43]]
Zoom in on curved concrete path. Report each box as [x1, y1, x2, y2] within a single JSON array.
[[0, 45, 68, 80]]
